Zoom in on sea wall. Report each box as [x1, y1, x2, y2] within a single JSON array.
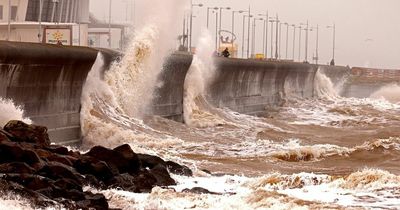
[[0, 42, 348, 145], [207, 58, 317, 115], [0, 41, 98, 144]]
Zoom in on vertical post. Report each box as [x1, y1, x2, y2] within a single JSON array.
[[182, 14, 186, 48], [275, 15, 279, 59], [265, 12, 268, 59], [292, 25, 296, 60], [251, 18, 255, 56], [189, 0, 193, 53], [270, 21, 274, 58], [285, 24, 289, 59], [262, 19, 266, 57], [108, 0, 112, 48], [242, 14, 246, 58], [7, 0, 11, 41], [333, 23, 336, 61], [38, 0, 43, 43], [215, 11, 218, 52], [298, 26, 302, 61], [315, 25, 319, 64], [246, 5, 251, 58], [305, 20, 309, 62], [278, 22, 282, 59]]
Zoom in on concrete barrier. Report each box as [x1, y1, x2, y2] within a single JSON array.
[[0, 42, 351, 145], [208, 58, 317, 115], [0, 41, 98, 144]]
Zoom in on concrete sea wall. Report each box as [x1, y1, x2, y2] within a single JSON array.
[[0, 41, 98, 144], [0, 42, 352, 145]]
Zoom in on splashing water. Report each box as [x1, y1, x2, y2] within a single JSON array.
[[0, 98, 31, 127], [370, 83, 400, 104], [313, 69, 339, 100]]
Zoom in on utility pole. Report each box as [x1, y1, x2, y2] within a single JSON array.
[[108, 0, 112, 48], [298, 26, 302, 61], [7, 0, 11, 41], [247, 5, 251, 58], [38, 0, 43, 43], [275, 14, 279, 59]]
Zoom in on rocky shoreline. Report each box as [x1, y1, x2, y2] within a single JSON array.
[[0, 120, 192, 209]]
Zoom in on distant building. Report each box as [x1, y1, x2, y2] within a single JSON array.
[[0, 0, 89, 46], [88, 14, 130, 50]]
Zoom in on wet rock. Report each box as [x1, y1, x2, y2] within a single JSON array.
[[165, 161, 193, 176], [182, 187, 221, 195], [74, 156, 114, 182], [0, 142, 41, 165], [133, 170, 158, 193], [3, 173, 54, 191], [0, 162, 35, 174], [37, 161, 82, 184], [137, 154, 166, 169], [46, 145, 69, 155], [4, 120, 50, 147], [149, 164, 176, 186], [76, 192, 109, 210], [113, 144, 141, 174], [85, 145, 140, 175]]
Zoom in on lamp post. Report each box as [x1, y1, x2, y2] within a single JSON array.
[[291, 24, 296, 60], [310, 25, 319, 64], [258, 12, 269, 58], [269, 18, 277, 59], [215, 10, 218, 52], [108, 0, 112, 48], [243, 14, 253, 58], [298, 25, 302, 61], [242, 13, 251, 58], [300, 20, 309, 62], [252, 18, 264, 56], [274, 15, 280, 59], [7, 0, 11, 41], [207, 7, 218, 29], [327, 23, 336, 65], [232, 10, 245, 51], [189, 1, 203, 53], [283, 23, 289, 59], [217, 6, 231, 51]]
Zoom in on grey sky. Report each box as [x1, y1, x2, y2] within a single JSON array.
[[90, 0, 400, 69]]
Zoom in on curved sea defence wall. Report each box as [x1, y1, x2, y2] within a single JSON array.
[[207, 58, 317, 115], [0, 41, 98, 144]]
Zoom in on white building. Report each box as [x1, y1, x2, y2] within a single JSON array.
[[0, 0, 89, 46]]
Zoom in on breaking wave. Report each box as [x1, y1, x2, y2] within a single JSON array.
[[0, 98, 31, 127]]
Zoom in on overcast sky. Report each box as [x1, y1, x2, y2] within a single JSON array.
[[90, 0, 400, 69]]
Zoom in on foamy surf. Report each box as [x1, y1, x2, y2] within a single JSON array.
[[0, 98, 32, 127]]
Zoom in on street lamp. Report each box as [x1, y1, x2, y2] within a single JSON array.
[[7, 0, 11, 41], [252, 18, 264, 56], [218, 7, 231, 50], [189, 1, 204, 53], [258, 12, 269, 58], [327, 23, 336, 65], [310, 25, 319, 64], [297, 25, 302, 61], [291, 24, 296, 60], [270, 15, 280, 59], [269, 18, 277, 59], [207, 7, 218, 29], [300, 20, 309, 62], [243, 14, 253, 58], [283, 23, 289, 59], [232, 10, 245, 47], [108, 0, 112, 48]]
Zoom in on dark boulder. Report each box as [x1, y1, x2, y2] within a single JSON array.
[[113, 144, 141, 174], [3, 173, 54, 191], [37, 162, 82, 184], [3, 120, 50, 147], [0, 142, 41, 165], [149, 164, 176, 186], [76, 192, 109, 210], [165, 161, 193, 176], [137, 154, 166, 169], [132, 170, 158, 193], [0, 162, 35, 174], [74, 156, 114, 182]]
